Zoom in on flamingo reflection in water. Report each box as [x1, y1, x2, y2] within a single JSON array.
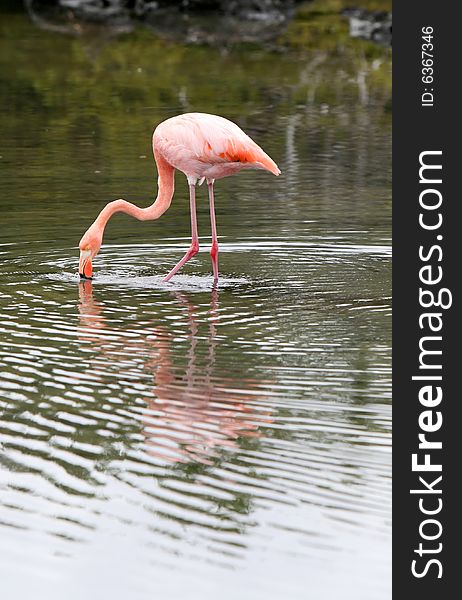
[[77, 281, 273, 464]]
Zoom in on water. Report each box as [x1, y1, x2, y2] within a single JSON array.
[[0, 5, 391, 599]]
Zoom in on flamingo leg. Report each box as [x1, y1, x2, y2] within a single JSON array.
[[163, 184, 199, 282], [208, 180, 219, 281]]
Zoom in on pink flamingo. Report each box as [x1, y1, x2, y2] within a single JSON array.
[[78, 113, 280, 282]]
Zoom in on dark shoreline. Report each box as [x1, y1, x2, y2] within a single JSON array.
[[19, 0, 391, 47]]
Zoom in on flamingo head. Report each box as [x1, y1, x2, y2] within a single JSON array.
[[78, 227, 102, 279]]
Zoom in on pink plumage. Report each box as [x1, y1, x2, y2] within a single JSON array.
[[79, 112, 280, 282], [154, 113, 280, 183]]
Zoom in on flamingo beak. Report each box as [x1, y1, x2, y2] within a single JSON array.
[[79, 250, 93, 279]]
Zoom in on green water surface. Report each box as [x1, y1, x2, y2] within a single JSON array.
[[0, 3, 391, 599]]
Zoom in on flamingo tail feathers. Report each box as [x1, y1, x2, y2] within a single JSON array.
[[223, 141, 281, 176]]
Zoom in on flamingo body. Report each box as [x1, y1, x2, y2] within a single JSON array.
[[79, 113, 280, 282], [154, 113, 280, 183]]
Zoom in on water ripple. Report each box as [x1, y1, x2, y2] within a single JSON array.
[[0, 216, 390, 600]]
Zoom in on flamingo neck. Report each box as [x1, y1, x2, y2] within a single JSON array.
[[94, 153, 174, 233]]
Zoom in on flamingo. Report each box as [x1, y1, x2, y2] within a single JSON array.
[[78, 113, 280, 283]]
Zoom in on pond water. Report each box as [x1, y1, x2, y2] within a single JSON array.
[[0, 5, 391, 599]]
